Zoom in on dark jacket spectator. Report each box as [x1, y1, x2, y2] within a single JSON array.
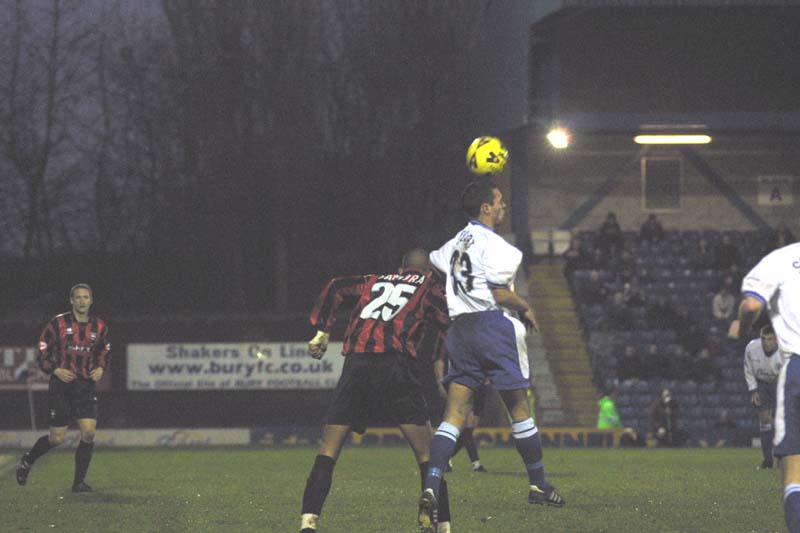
[[715, 234, 741, 270], [580, 270, 608, 305], [597, 212, 623, 253], [693, 347, 718, 383], [608, 291, 635, 331], [622, 280, 646, 307], [617, 345, 643, 382], [693, 238, 715, 270], [640, 214, 664, 243], [771, 223, 796, 251], [650, 389, 684, 446], [586, 247, 608, 270]]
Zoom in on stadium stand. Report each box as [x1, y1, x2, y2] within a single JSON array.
[[567, 228, 781, 437]]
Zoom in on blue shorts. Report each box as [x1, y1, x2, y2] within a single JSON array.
[[755, 379, 777, 412], [774, 354, 800, 458], [444, 310, 529, 391]]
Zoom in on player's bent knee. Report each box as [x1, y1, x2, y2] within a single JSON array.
[[81, 431, 96, 443], [49, 433, 65, 446]]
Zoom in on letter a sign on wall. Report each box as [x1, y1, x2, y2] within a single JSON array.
[[758, 175, 794, 206]]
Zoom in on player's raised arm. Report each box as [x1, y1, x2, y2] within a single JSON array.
[[308, 276, 368, 358]]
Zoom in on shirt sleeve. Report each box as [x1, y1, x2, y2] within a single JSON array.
[[741, 251, 782, 306], [37, 320, 57, 375], [743, 342, 757, 391], [429, 242, 451, 274], [95, 322, 112, 370], [423, 272, 450, 333], [482, 237, 522, 289], [309, 276, 369, 333]]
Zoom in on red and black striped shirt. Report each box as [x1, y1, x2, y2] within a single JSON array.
[[310, 268, 448, 357], [38, 312, 111, 380]]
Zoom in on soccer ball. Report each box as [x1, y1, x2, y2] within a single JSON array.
[[466, 136, 508, 176]]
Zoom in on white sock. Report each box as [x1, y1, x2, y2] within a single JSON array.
[[300, 513, 318, 530], [437, 521, 451, 533], [472, 460, 481, 469]]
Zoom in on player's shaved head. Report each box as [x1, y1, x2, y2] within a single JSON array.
[[462, 178, 497, 218], [761, 324, 775, 337], [401, 248, 429, 270]]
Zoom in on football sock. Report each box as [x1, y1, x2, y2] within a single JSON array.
[[511, 418, 549, 488], [784, 484, 800, 533], [73, 440, 94, 486], [760, 423, 774, 464], [419, 461, 450, 522], [302, 455, 336, 516], [26, 435, 52, 465], [424, 422, 460, 498], [462, 428, 480, 463]]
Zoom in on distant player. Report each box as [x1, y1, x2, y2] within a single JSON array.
[[432, 339, 488, 472], [16, 284, 111, 493], [729, 242, 800, 532], [417, 179, 565, 532], [743, 325, 783, 469], [300, 250, 453, 533]]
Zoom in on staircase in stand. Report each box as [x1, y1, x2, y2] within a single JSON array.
[[527, 262, 598, 427]]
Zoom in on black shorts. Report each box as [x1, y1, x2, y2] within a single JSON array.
[[755, 379, 777, 412], [324, 353, 429, 434], [48, 376, 98, 427]]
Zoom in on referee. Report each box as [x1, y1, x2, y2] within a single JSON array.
[[16, 284, 111, 493]]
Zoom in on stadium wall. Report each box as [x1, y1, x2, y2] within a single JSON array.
[[527, 133, 800, 234]]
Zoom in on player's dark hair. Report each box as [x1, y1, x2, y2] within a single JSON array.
[[461, 178, 497, 218], [70, 283, 93, 298], [761, 324, 775, 337]]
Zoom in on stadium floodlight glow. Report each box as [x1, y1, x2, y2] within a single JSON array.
[[634, 134, 712, 145], [546, 128, 570, 149]]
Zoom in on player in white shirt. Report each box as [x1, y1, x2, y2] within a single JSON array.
[[417, 179, 565, 533], [730, 242, 800, 532], [743, 325, 783, 469]]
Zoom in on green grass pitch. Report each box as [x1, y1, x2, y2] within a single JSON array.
[[0, 447, 785, 532]]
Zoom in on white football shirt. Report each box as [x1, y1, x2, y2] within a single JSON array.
[[743, 338, 783, 390], [430, 220, 523, 318], [741, 242, 800, 357]]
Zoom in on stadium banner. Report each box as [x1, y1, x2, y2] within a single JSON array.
[[250, 427, 627, 448], [0, 346, 49, 391], [757, 175, 794, 206], [0, 428, 250, 448], [127, 342, 344, 390]]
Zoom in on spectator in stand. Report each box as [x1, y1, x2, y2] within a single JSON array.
[[563, 236, 588, 278], [720, 268, 742, 295], [645, 343, 670, 380], [597, 212, 623, 254], [693, 238, 715, 270], [668, 304, 706, 355], [770, 222, 796, 251], [640, 214, 664, 243], [693, 347, 719, 383], [712, 284, 737, 322], [667, 345, 693, 381], [715, 234, 741, 270], [586, 247, 608, 271], [581, 270, 608, 305], [618, 345, 643, 383], [650, 388, 685, 447], [612, 245, 637, 283], [608, 291, 635, 331], [622, 280, 646, 307]]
